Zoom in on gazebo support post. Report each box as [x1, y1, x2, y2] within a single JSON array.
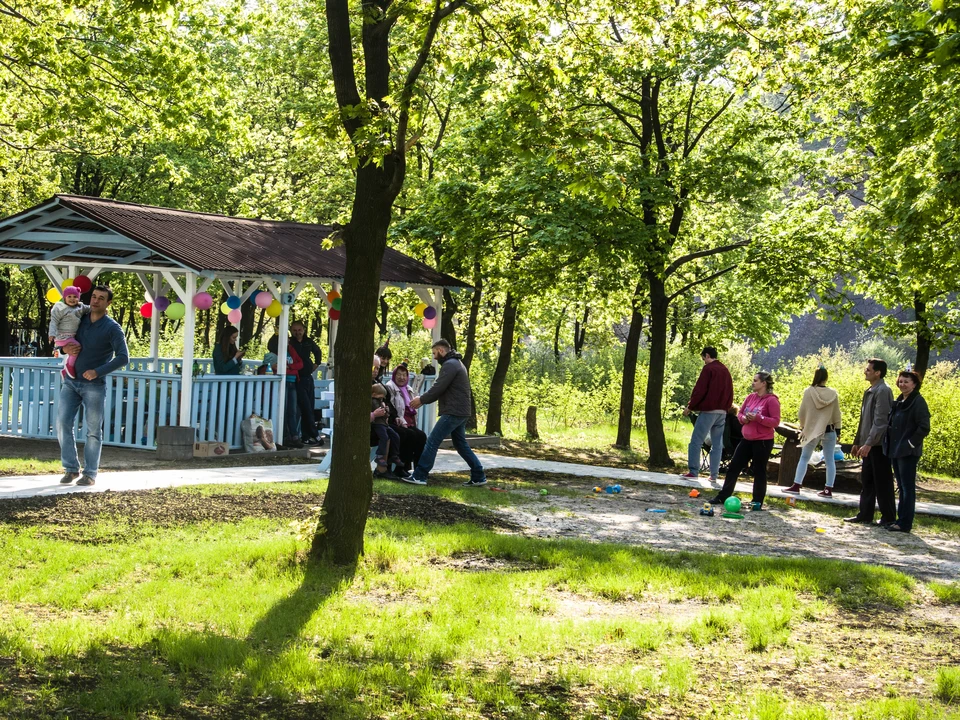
[[150, 273, 161, 371], [328, 281, 340, 368], [162, 271, 198, 427], [275, 279, 291, 446]]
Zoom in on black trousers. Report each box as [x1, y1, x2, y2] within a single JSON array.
[[857, 445, 896, 523], [717, 438, 775, 505], [295, 374, 318, 440], [395, 425, 426, 471]]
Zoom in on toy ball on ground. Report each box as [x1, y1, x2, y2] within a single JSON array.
[[689, 489, 700, 498], [539, 488, 549, 496], [723, 497, 742, 513]]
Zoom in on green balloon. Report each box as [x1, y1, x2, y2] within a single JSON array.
[[724, 497, 741, 513], [332, 297, 342, 311], [165, 302, 186, 320]]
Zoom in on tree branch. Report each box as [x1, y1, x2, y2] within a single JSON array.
[[665, 239, 749, 278], [326, 0, 363, 137], [685, 91, 736, 157], [667, 264, 739, 302]]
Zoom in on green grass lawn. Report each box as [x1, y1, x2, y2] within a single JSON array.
[[1, 478, 959, 719]]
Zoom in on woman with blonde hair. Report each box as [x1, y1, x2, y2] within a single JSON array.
[[783, 364, 842, 498]]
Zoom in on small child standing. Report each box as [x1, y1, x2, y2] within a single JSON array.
[[48, 286, 89, 380], [371, 383, 407, 480]]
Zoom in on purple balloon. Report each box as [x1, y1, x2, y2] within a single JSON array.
[[153, 296, 171, 312], [423, 306, 437, 320]]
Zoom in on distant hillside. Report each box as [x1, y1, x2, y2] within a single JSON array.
[[755, 294, 960, 368]]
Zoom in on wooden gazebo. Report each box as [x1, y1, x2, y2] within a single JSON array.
[[0, 195, 468, 449]]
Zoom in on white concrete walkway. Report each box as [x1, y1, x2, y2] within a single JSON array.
[[2, 451, 959, 520]]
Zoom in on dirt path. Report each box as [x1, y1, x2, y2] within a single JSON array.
[[485, 474, 960, 582]]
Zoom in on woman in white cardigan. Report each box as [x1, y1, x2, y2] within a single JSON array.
[[784, 365, 843, 497]]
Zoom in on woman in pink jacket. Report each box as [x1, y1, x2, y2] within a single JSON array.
[[708, 372, 781, 510]]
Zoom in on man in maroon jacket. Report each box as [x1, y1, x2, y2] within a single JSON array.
[[681, 347, 734, 482]]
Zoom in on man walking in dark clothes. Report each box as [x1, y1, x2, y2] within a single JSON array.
[[288, 320, 323, 446]]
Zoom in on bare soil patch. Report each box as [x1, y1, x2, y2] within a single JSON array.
[[477, 469, 960, 582], [0, 487, 520, 543]]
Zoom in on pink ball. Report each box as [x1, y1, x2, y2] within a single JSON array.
[[227, 308, 242, 323], [422, 317, 437, 329], [193, 291, 214, 310], [255, 292, 273, 309]]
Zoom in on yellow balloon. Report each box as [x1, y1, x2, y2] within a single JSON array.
[[60, 278, 74, 291], [220, 301, 231, 315], [266, 299, 282, 318], [414, 303, 427, 317], [46, 287, 62, 303]]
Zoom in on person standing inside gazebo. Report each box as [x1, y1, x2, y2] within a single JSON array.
[[58, 286, 129, 487], [289, 321, 323, 446]]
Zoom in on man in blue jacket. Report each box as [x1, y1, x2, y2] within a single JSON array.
[[58, 285, 129, 487]]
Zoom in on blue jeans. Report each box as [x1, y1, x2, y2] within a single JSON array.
[[892, 455, 919, 532], [793, 431, 838, 487], [413, 415, 486, 483], [688, 412, 726, 477], [58, 378, 106, 479]]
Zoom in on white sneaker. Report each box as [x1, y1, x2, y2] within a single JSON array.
[[402, 476, 426, 486]]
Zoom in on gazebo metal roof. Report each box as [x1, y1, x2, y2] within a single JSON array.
[[0, 195, 469, 289]]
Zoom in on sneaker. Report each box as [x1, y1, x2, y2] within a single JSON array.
[[373, 468, 399, 481], [402, 475, 427, 486], [393, 466, 411, 479], [750, 501, 763, 511], [303, 437, 321, 446], [843, 515, 869, 524], [783, 484, 802, 494], [706, 496, 725, 505], [76, 475, 95, 486], [284, 438, 305, 449], [876, 519, 896, 528], [708, 476, 719, 484], [463, 478, 488, 487], [679, 472, 699, 479], [817, 488, 833, 498], [59, 472, 80, 485]]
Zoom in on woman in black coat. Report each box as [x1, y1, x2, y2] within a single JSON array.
[[882, 369, 931, 533]]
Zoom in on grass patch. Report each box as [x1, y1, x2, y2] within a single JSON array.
[[0, 483, 954, 719], [937, 666, 960, 704], [930, 581, 960, 605]]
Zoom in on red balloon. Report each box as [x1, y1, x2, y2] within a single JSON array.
[[329, 309, 341, 321], [73, 275, 93, 294], [139, 302, 153, 318]]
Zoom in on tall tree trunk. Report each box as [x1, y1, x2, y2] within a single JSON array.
[[644, 272, 672, 466], [914, 293, 932, 375], [485, 292, 518, 436], [553, 314, 563, 365], [31, 269, 52, 355], [0, 267, 9, 355], [313, 162, 396, 565], [441, 288, 457, 348], [574, 304, 588, 358], [239, 300, 256, 347], [462, 261, 482, 372], [615, 284, 644, 448], [375, 295, 389, 337]]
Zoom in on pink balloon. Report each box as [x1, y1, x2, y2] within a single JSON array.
[[193, 291, 213, 310], [255, 292, 273, 309], [227, 309, 242, 323], [422, 317, 437, 330]]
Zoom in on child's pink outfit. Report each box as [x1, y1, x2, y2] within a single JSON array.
[[48, 287, 89, 379]]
